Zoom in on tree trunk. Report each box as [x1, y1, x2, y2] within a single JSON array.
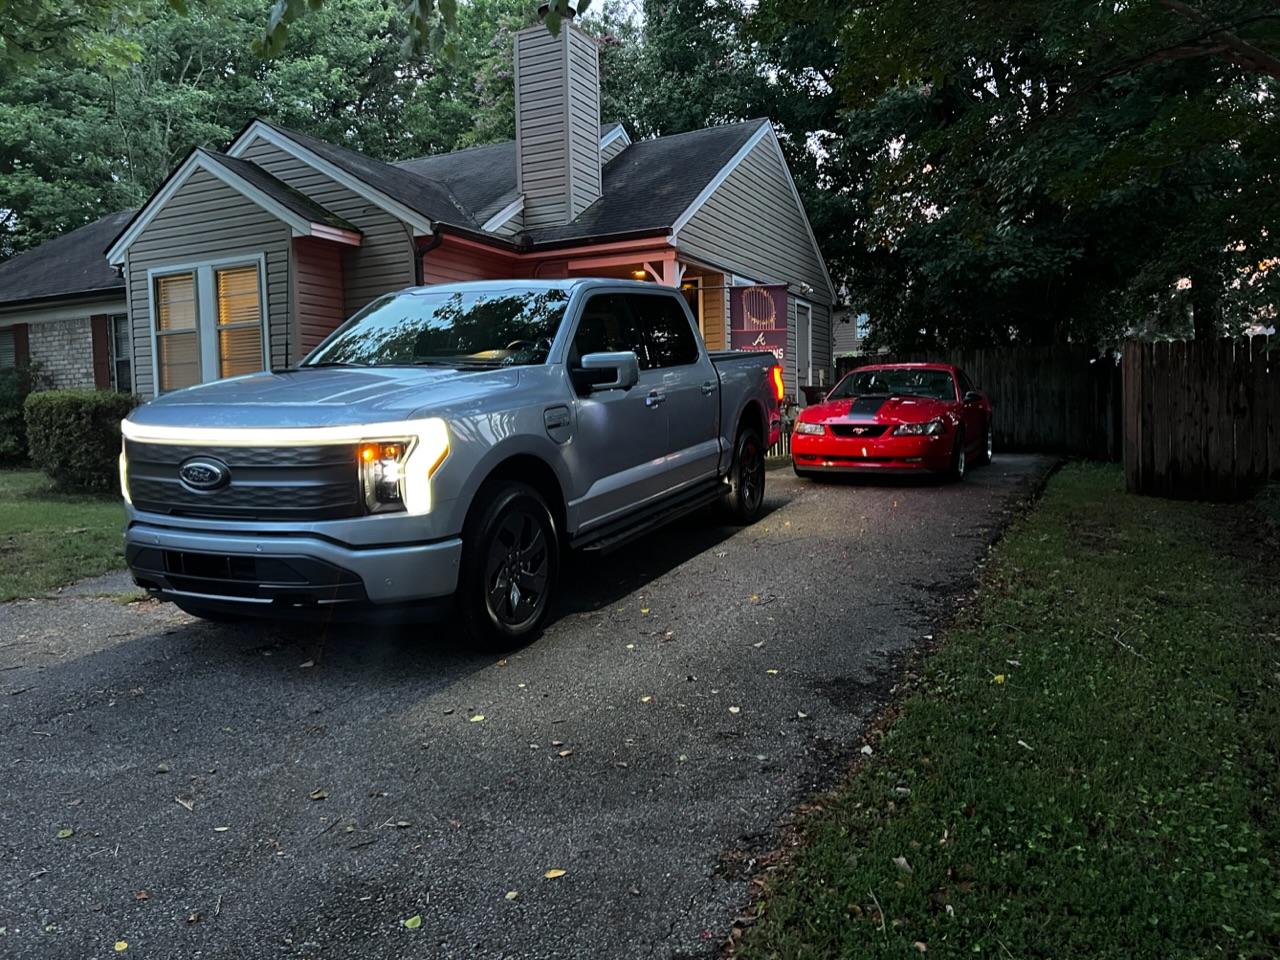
[[1189, 266, 1221, 340]]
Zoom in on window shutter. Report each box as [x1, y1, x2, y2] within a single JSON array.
[[90, 315, 112, 389], [12, 323, 29, 368]]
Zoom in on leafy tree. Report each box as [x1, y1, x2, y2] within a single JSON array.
[[754, 0, 1279, 348]]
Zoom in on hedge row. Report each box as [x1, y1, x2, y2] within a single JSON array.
[[24, 389, 139, 492]]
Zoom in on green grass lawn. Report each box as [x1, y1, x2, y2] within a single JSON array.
[[737, 464, 1280, 960], [0, 469, 126, 600]]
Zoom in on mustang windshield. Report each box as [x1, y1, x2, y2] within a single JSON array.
[[304, 287, 571, 368], [828, 368, 957, 402]]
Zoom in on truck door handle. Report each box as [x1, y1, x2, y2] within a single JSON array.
[[645, 390, 665, 408], [701, 380, 715, 396]]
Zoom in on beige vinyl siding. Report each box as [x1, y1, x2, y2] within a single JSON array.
[[516, 27, 569, 229], [600, 133, 629, 166], [676, 136, 832, 308], [515, 24, 602, 229], [566, 28, 602, 220], [127, 167, 290, 396], [237, 138, 415, 317]]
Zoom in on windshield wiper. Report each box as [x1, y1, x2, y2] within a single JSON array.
[[301, 361, 364, 369]]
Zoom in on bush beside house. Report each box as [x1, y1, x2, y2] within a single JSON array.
[[24, 389, 138, 492], [0, 363, 48, 464]]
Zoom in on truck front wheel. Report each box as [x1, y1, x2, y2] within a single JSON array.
[[458, 481, 560, 651], [722, 427, 766, 524]]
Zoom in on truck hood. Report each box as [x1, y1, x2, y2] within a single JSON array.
[[127, 366, 521, 430], [801, 394, 952, 424]]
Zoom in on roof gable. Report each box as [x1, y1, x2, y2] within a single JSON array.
[[105, 149, 361, 265], [0, 210, 133, 309]]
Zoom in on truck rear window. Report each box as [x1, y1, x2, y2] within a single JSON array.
[[304, 288, 570, 368]]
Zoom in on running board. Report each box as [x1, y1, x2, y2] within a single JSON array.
[[572, 479, 726, 554]]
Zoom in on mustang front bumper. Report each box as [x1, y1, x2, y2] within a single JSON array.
[[791, 430, 953, 473]]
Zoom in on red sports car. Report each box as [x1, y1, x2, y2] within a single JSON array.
[[792, 363, 994, 481]]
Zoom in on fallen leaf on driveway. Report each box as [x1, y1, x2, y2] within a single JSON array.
[[728, 706, 741, 715], [543, 869, 566, 880], [134, 890, 148, 901], [752, 641, 764, 649], [309, 789, 329, 801], [640, 608, 650, 615], [187, 911, 201, 924], [797, 711, 809, 720], [505, 890, 519, 901], [860, 744, 873, 755], [175, 797, 194, 812], [557, 749, 573, 758], [114, 941, 128, 952], [992, 674, 1007, 684], [403, 914, 422, 929], [56, 828, 74, 839], [469, 714, 485, 723], [766, 669, 779, 675], [213, 826, 230, 832], [299, 660, 314, 669], [639, 696, 652, 704]]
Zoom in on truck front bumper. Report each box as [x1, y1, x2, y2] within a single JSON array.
[[125, 520, 462, 617]]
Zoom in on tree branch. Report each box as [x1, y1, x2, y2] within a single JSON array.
[[1156, 0, 1280, 78]]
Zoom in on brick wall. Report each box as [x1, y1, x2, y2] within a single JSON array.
[[29, 317, 96, 388]]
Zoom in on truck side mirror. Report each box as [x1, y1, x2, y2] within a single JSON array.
[[577, 351, 640, 392]]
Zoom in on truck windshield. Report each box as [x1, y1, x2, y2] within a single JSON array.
[[303, 287, 571, 368], [828, 368, 957, 402]]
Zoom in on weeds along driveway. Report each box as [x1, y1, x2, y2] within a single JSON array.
[[0, 456, 1054, 960]]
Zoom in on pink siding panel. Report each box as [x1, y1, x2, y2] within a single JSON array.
[[422, 239, 520, 284], [293, 238, 346, 355]]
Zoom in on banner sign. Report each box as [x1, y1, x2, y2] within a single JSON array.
[[729, 284, 788, 363]]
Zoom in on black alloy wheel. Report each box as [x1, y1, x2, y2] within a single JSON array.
[[724, 428, 766, 523], [459, 482, 559, 650]]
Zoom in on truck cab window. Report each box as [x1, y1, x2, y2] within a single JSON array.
[[571, 294, 649, 369], [627, 294, 698, 368]]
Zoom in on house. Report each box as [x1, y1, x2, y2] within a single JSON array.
[[11, 17, 835, 402], [0, 210, 135, 390]]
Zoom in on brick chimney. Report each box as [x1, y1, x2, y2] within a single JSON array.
[[514, 18, 602, 229]]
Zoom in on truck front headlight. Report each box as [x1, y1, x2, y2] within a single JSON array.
[[359, 419, 449, 516]]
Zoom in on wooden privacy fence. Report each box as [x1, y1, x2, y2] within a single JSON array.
[[1123, 336, 1279, 501], [837, 346, 1122, 460]]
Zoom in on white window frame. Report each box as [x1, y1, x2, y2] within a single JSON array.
[[107, 313, 131, 392], [146, 253, 269, 396]]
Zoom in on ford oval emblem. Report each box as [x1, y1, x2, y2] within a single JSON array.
[[179, 457, 231, 492]]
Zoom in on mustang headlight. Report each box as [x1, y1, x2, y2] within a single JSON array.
[[794, 421, 826, 436], [359, 419, 450, 515], [893, 419, 946, 436]]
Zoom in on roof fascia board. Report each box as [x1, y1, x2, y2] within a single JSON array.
[[0, 294, 126, 323], [107, 150, 329, 265], [668, 121, 771, 236], [480, 195, 525, 233], [599, 124, 631, 151], [227, 122, 437, 237]]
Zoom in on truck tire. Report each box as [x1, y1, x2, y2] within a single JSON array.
[[722, 427, 766, 524], [458, 481, 560, 651]]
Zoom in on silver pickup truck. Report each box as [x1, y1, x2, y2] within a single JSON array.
[[120, 279, 783, 648]]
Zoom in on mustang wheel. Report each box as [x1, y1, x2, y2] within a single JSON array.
[[947, 430, 967, 482], [974, 419, 994, 466], [459, 481, 559, 651], [724, 427, 766, 523]]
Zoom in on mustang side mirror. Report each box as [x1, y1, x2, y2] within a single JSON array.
[[964, 390, 982, 403], [577, 351, 640, 392]]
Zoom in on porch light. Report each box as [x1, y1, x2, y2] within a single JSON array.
[[630, 269, 647, 280]]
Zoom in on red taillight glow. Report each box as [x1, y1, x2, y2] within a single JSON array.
[[770, 365, 784, 401]]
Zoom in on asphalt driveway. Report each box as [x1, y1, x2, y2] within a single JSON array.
[[0, 455, 1054, 959]]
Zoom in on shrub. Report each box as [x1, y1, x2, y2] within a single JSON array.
[[0, 362, 48, 464], [24, 389, 139, 492]]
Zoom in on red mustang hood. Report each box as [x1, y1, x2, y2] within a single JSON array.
[[803, 394, 952, 424]]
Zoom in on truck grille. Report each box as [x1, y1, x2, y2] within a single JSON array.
[[125, 440, 362, 521]]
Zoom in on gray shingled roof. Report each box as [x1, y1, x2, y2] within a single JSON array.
[[0, 210, 133, 308], [526, 120, 766, 244], [262, 122, 478, 228], [201, 151, 359, 233]]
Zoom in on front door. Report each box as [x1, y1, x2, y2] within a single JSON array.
[[564, 293, 670, 531]]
